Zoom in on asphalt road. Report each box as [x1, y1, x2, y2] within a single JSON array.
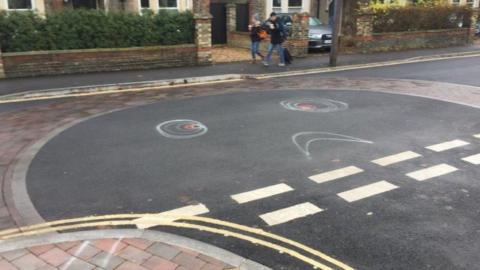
[[27, 90, 480, 270], [317, 55, 480, 87], [0, 46, 479, 96]]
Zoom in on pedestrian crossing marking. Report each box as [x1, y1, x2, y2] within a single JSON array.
[[309, 166, 364, 184], [231, 183, 294, 204], [337, 181, 398, 203], [406, 164, 458, 181], [425, 139, 469, 152], [135, 204, 209, 229], [259, 202, 323, 226], [372, 151, 421, 166], [462, 153, 480, 165]]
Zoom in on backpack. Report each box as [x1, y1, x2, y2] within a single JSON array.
[[258, 29, 268, 40]]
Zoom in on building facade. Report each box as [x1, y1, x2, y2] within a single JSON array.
[[0, 0, 194, 14]]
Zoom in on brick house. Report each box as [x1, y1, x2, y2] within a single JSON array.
[[0, 0, 194, 14], [250, 0, 332, 23]]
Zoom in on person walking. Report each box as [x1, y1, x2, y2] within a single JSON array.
[[248, 19, 265, 63], [263, 12, 286, 67]]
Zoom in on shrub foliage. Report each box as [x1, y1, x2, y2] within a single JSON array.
[[371, 5, 472, 33], [0, 9, 194, 53]]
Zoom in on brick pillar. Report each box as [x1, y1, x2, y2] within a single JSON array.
[[288, 13, 309, 58], [0, 51, 5, 79], [249, 0, 266, 21], [356, 12, 373, 37], [193, 0, 210, 16], [468, 8, 479, 44], [226, 3, 236, 32], [354, 9, 374, 53], [194, 14, 213, 66]]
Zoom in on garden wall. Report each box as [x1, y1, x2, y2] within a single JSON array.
[[352, 28, 470, 53], [342, 6, 478, 54], [2, 45, 197, 78]]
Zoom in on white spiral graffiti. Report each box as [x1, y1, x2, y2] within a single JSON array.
[[156, 119, 208, 139], [280, 98, 349, 113]]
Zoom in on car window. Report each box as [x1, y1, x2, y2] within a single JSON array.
[[309, 17, 323, 26]]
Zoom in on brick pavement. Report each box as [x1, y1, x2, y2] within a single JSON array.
[[211, 47, 252, 63], [0, 76, 479, 269], [0, 238, 234, 270]]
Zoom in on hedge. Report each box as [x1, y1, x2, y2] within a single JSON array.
[[371, 5, 472, 33], [0, 10, 195, 53]]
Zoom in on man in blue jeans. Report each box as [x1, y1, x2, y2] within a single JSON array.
[[263, 12, 285, 67]]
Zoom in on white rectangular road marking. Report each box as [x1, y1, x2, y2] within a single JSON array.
[[425, 139, 470, 152], [135, 204, 209, 229], [462, 153, 480, 165], [231, 183, 294, 204], [309, 166, 364, 184], [337, 181, 399, 203], [259, 202, 323, 226], [406, 164, 458, 181], [372, 151, 422, 166], [474, 134, 480, 139]]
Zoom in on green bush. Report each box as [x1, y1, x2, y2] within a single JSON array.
[[371, 5, 472, 33], [0, 9, 194, 52]]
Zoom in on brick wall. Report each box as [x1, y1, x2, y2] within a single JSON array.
[[351, 28, 470, 53], [342, 8, 473, 53], [228, 31, 271, 52], [249, 0, 266, 21], [2, 45, 197, 78]]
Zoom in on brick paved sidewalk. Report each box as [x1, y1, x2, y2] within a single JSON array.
[[0, 237, 235, 270]]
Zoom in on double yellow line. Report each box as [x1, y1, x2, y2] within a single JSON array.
[[0, 214, 354, 270]]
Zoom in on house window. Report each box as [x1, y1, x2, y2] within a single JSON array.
[[159, 0, 177, 9], [288, 0, 302, 13], [141, 0, 149, 8], [273, 0, 281, 13], [270, 0, 306, 14], [7, 0, 33, 9]]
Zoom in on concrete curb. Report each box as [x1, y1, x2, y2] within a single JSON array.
[[0, 229, 272, 270], [1, 50, 480, 104]]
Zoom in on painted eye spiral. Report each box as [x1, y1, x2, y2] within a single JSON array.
[[280, 98, 348, 113], [156, 119, 208, 139]]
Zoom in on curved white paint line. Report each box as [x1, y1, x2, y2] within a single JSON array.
[[292, 132, 373, 158], [156, 119, 208, 139]]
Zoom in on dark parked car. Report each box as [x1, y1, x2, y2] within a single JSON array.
[[476, 22, 480, 35], [277, 15, 332, 50]]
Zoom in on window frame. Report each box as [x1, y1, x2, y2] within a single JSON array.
[[5, 0, 35, 11], [158, 0, 178, 10]]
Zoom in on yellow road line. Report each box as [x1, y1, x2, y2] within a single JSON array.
[[2, 219, 336, 270], [257, 52, 480, 80], [0, 214, 354, 270]]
